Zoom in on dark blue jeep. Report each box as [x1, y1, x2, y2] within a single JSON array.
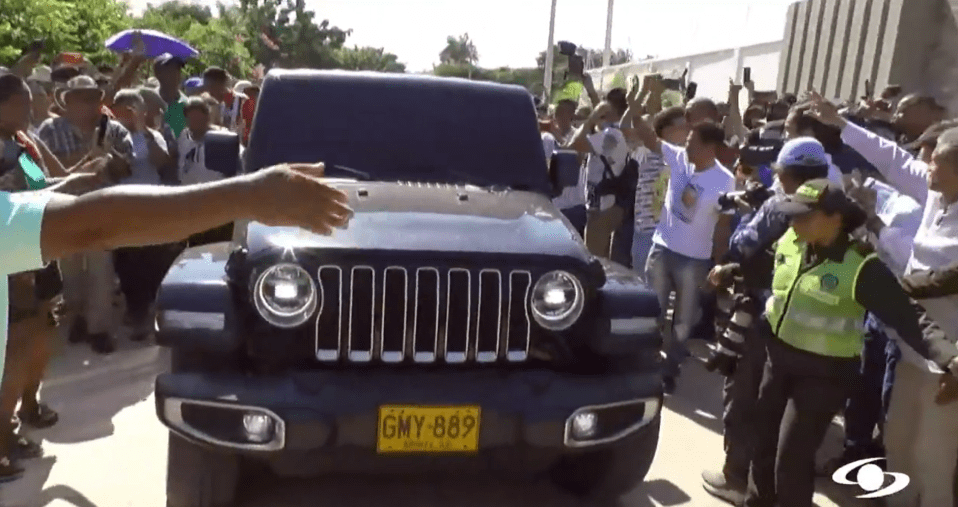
[[153, 70, 663, 507]]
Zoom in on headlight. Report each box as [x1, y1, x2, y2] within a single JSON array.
[[530, 270, 584, 331], [252, 263, 318, 328]]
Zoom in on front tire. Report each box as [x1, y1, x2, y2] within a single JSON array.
[[550, 414, 661, 500], [166, 433, 240, 507]]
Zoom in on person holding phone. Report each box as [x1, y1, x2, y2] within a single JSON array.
[[37, 75, 135, 354]]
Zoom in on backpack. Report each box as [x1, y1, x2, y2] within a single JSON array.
[[593, 153, 639, 211]]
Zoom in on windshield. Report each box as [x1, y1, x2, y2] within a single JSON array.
[[245, 70, 551, 194]]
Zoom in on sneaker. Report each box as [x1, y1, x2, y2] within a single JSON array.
[[702, 469, 746, 505], [88, 333, 116, 354]]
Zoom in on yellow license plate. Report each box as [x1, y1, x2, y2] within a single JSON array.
[[377, 405, 480, 453]]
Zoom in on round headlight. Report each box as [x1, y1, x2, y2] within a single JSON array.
[[253, 263, 318, 328], [530, 270, 584, 331]]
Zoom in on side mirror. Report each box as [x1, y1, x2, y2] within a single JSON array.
[[204, 130, 241, 178], [550, 150, 581, 197]]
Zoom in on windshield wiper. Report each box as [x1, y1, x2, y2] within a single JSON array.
[[326, 164, 372, 181]]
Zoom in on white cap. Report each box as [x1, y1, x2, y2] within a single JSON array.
[[233, 80, 253, 95], [28, 65, 52, 83]]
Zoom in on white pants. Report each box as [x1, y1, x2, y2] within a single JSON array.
[[884, 360, 958, 507], [59, 251, 116, 335]]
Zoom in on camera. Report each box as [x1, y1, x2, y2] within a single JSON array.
[[718, 183, 774, 211], [557, 41, 578, 57]]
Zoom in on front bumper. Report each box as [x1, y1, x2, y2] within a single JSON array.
[[155, 368, 662, 474]]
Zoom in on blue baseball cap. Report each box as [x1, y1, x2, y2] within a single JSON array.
[[775, 137, 828, 169], [183, 76, 203, 90]]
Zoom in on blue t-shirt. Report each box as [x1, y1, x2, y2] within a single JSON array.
[[0, 191, 51, 381]]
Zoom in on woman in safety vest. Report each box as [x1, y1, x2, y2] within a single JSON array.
[[744, 178, 958, 507]]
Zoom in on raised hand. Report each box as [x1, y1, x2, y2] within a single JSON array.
[[805, 91, 846, 128]]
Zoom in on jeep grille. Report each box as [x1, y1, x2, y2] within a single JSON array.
[[314, 266, 533, 363]]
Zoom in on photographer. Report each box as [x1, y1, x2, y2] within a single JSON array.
[[702, 137, 830, 505]]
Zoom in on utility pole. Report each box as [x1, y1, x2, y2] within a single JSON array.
[[603, 0, 614, 68], [543, 0, 558, 102]]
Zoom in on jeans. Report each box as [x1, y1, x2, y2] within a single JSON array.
[[560, 205, 587, 238], [645, 243, 712, 379], [843, 314, 899, 455], [631, 229, 655, 280]]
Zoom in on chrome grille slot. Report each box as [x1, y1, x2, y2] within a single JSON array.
[[506, 271, 532, 361], [380, 267, 408, 363], [444, 269, 471, 363], [315, 265, 532, 364], [315, 267, 342, 361], [475, 269, 502, 363], [347, 266, 375, 362], [413, 268, 440, 363]]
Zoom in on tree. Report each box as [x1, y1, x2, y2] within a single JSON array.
[[0, 0, 129, 66], [338, 46, 405, 73], [439, 33, 478, 66], [238, 0, 351, 70], [133, 1, 254, 77]]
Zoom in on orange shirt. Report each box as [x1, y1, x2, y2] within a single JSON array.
[[241, 97, 256, 144]]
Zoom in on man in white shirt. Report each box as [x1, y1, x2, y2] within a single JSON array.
[[631, 109, 736, 392], [810, 93, 958, 507]]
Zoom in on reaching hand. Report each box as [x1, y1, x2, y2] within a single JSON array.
[[248, 162, 354, 236], [846, 170, 878, 216], [805, 91, 846, 129], [131, 30, 146, 57]]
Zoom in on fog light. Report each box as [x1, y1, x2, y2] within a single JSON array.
[[242, 412, 275, 443], [571, 411, 598, 439]]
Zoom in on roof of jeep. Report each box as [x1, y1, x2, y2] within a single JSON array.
[[245, 70, 551, 194]]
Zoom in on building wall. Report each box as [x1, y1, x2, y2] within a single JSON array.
[[780, 0, 958, 113], [585, 40, 782, 105]]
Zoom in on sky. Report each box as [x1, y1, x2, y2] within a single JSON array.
[[124, 0, 799, 73]]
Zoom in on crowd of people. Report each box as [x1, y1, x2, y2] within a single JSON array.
[[1, 27, 957, 507], [540, 69, 958, 506], [0, 39, 275, 482]]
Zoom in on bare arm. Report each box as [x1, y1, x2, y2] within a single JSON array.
[[712, 213, 734, 261], [568, 104, 607, 154], [724, 79, 749, 142], [32, 135, 69, 178], [39, 163, 352, 262], [581, 74, 601, 107]]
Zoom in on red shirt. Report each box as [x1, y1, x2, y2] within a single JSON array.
[[241, 97, 256, 144]]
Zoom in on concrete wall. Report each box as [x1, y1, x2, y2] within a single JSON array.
[[780, 0, 958, 114], [586, 40, 782, 104]]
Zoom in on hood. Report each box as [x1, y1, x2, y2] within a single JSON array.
[[240, 180, 590, 261]]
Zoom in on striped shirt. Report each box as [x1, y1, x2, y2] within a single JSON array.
[[36, 116, 133, 162]]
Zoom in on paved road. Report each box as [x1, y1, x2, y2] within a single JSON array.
[[3, 334, 872, 507]]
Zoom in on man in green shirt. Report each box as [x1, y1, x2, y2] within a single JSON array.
[[153, 53, 187, 138]]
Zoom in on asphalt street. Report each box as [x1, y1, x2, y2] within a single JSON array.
[[2, 329, 875, 507]]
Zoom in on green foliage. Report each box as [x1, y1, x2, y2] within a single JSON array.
[[0, 0, 129, 66], [239, 0, 351, 69], [338, 46, 406, 73], [132, 1, 253, 77], [439, 34, 478, 66]]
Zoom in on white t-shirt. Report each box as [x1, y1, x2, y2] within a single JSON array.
[[177, 129, 227, 186], [585, 127, 630, 211], [652, 142, 736, 260], [121, 130, 167, 186]]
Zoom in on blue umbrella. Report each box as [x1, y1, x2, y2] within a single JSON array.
[[105, 29, 199, 59]]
